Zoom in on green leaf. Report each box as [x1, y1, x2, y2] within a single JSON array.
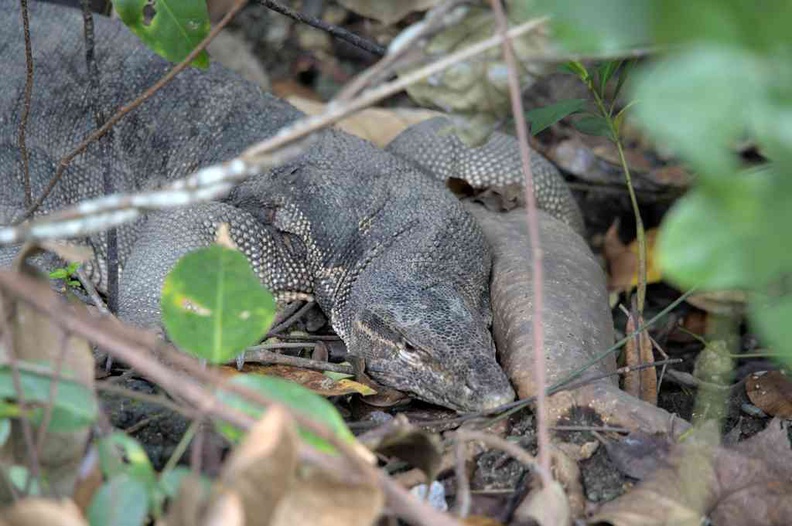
[[88, 474, 150, 526], [572, 114, 613, 139], [98, 432, 157, 489], [526, 99, 586, 135], [215, 375, 356, 453], [48, 269, 69, 279], [112, 0, 210, 68], [657, 167, 792, 291], [7, 465, 40, 495], [631, 46, 758, 178], [558, 61, 589, 80], [596, 60, 622, 96], [0, 365, 97, 431], [161, 245, 276, 363], [750, 291, 792, 369], [534, 0, 653, 53]]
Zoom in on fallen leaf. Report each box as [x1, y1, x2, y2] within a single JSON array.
[[591, 419, 792, 526], [604, 224, 662, 293], [602, 431, 673, 480], [622, 312, 657, 405], [513, 480, 571, 526], [220, 364, 376, 397], [210, 405, 299, 526], [745, 371, 792, 418], [0, 498, 88, 526], [0, 268, 96, 499], [357, 414, 443, 481], [271, 463, 383, 526], [287, 96, 439, 148], [337, 0, 440, 25], [163, 473, 211, 526]]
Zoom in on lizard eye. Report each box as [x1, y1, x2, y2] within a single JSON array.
[[403, 341, 419, 353]]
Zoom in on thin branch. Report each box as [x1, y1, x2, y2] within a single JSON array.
[[17, 0, 34, 208], [0, 270, 461, 526], [453, 440, 471, 518], [0, 17, 547, 246], [490, 0, 551, 486], [0, 298, 42, 494], [237, 347, 354, 375], [13, 0, 250, 224], [253, 0, 385, 56]]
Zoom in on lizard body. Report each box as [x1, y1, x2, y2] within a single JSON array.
[[0, 0, 581, 411]]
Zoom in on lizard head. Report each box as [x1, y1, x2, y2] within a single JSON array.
[[349, 275, 515, 412]]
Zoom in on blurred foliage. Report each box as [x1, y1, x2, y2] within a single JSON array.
[[531, 0, 792, 365]]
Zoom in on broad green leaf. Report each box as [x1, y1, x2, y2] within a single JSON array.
[[534, 0, 652, 53], [657, 168, 792, 291], [750, 292, 792, 368], [572, 114, 613, 139], [631, 46, 759, 178], [98, 432, 157, 489], [112, 0, 210, 68], [558, 61, 589, 80], [526, 99, 586, 135], [0, 365, 97, 431], [216, 375, 355, 453], [88, 474, 149, 526], [161, 245, 276, 363]]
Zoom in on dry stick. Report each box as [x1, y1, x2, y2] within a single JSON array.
[[453, 440, 471, 518], [13, 0, 249, 224], [335, 0, 464, 102], [237, 348, 354, 375], [0, 299, 42, 494], [17, 0, 34, 208], [253, 0, 385, 56], [490, 0, 551, 486], [0, 18, 547, 245], [96, 381, 199, 420], [0, 272, 459, 526], [33, 328, 69, 461]]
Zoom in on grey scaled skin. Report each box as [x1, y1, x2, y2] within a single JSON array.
[[0, 0, 519, 412]]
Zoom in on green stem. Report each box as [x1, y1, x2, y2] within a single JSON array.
[[589, 82, 648, 313]]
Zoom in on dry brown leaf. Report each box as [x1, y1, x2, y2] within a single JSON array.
[[550, 447, 585, 519], [591, 419, 792, 526], [745, 371, 792, 418], [604, 224, 662, 293], [220, 364, 376, 397], [0, 270, 95, 500], [602, 431, 673, 480], [204, 491, 244, 526], [0, 498, 88, 526], [513, 480, 571, 526], [462, 517, 503, 526], [71, 448, 103, 515], [337, 0, 440, 25], [287, 96, 439, 148], [622, 313, 657, 405], [162, 473, 210, 526], [270, 463, 383, 526], [685, 290, 747, 316], [210, 405, 299, 526], [357, 414, 443, 481]]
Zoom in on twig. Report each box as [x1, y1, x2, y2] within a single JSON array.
[[17, 0, 34, 208], [490, 0, 551, 486], [0, 297, 42, 495], [13, 0, 250, 224], [0, 17, 547, 245], [267, 300, 315, 335], [453, 430, 549, 483], [237, 347, 354, 375], [253, 0, 385, 56], [0, 270, 461, 526], [452, 440, 471, 518]]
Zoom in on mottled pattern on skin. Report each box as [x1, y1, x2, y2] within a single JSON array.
[[0, 0, 520, 411], [388, 117, 585, 235]]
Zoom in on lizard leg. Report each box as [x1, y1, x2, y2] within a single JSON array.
[[118, 202, 313, 330]]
